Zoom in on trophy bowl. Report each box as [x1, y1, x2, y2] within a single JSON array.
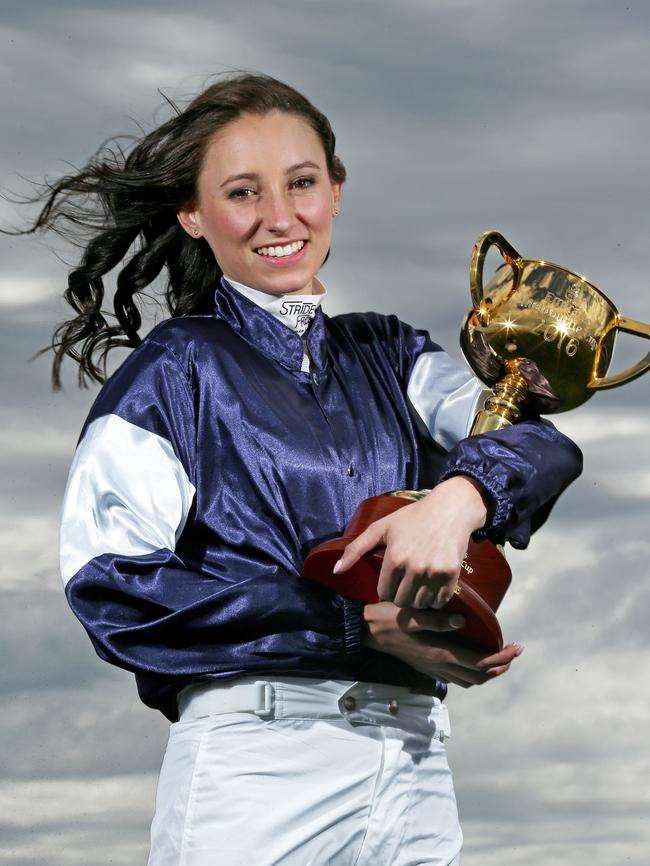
[[461, 231, 650, 422]]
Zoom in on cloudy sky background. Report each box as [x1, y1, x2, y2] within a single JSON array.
[[1, 1, 649, 863]]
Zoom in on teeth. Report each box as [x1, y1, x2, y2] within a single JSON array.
[[256, 240, 305, 257]]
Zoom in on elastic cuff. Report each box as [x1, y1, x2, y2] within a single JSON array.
[[342, 598, 365, 658], [438, 464, 512, 541]]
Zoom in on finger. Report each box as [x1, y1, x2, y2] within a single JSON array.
[[484, 662, 512, 677], [410, 636, 520, 671], [392, 567, 434, 608], [445, 657, 516, 685], [438, 662, 501, 686], [431, 574, 460, 610], [413, 585, 436, 610], [334, 520, 388, 574], [475, 643, 523, 670], [377, 552, 404, 602], [409, 635, 487, 667], [396, 608, 466, 633], [432, 662, 484, 688]]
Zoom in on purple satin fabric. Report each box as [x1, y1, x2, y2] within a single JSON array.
[[65, 280, 582, 720]]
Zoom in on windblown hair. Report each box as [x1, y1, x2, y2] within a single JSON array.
[[16, 72, 346, 388]]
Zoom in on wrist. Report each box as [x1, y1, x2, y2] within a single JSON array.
[[362, 603, 386, 652], [423, 476, 489, 533], [456, 476, 491, 530]]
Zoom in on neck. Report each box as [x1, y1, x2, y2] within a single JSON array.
[[224, 276, 326, 300]]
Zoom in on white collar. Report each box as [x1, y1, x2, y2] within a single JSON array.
[[223, 277, 327, 337]]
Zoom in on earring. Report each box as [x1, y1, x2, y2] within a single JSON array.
[[193, 228, 200, 237], [333, 207, 340, 217]]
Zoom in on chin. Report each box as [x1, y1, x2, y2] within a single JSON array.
[[256, 270, 316, 296]]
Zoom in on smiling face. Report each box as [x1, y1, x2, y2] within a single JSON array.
[[177, 110, 343, 296]]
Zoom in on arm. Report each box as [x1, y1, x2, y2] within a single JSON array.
[[362, 602, 523, 687], [61, 338, 362, 687], [335, 319, 583, 608]]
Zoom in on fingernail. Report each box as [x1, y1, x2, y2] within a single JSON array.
[[449, 614, 466, 629], [513, 644, 524, 657], [333, 559, 342, 574], [433, 592, 450, 610]]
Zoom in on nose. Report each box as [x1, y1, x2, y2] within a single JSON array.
[[259, 188, 294, 234]]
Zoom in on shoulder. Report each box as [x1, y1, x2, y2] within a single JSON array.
[[326, 311, 443, 371], [101, 313, 229, 384], [326, 310, 417, 350], [327, 310, 400, 336], [82, 315, 219, 430], [144, 313, 224, 364]]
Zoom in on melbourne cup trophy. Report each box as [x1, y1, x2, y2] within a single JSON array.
[[304, 231, 650, 651]]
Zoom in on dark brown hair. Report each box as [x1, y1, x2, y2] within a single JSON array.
[[16, 72, 346, 387]]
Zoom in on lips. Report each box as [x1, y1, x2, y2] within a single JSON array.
[[254, 240, 309, 267], [255, 240, 305, 258]]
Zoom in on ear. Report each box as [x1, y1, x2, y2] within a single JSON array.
[[177, 204, 202, 238], [331, 181, 343, 214]]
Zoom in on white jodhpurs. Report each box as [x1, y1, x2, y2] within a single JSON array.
[[147, 678, 462, 866]]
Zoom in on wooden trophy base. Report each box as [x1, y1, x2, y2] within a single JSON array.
[[303, 493, 511, 653]]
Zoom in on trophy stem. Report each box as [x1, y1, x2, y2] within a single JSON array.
[[471, 359, 529, 434]]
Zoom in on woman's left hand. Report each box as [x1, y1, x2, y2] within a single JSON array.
[[334, 476, 490, 609]]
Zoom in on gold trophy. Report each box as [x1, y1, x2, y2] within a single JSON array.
[[305, 232, 650, 654], [462, 230, 650, 432]]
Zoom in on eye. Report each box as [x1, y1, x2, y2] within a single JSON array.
[[228, 187, 257, 200], [291, 175, 316, 190]]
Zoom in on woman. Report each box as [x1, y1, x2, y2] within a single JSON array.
[[28, 73, 580, 865]]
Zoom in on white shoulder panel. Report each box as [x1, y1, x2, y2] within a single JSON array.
[[406, 351, 490, 451], [59, 414, 196, 586]]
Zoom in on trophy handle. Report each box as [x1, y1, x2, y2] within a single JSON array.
[[469, 231, 522, 309], [589, 316, 650, 390]]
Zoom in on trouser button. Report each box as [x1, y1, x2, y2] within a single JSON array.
[[342, 695, 357, 711], [389, 698, 399, 715]]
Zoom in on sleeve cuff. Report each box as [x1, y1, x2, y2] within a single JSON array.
[[342, 598, 365, 658], [437, 463, 513, 544]]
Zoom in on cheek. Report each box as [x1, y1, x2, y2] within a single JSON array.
[[204, 208, 257, 264], [210, 210, 253, 241], [301, 195, 334, 234]]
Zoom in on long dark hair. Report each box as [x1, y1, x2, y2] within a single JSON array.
[[13, 72, 346, 388]]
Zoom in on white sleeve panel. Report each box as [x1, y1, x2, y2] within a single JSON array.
[[59, 414, 196, 587], [406, 351, 490, 451]]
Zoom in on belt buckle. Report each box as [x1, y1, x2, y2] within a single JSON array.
[[253, 681, 275, 718]]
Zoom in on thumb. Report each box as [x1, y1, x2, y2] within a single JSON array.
[[333, 520, 388, 574], [399, 608, 466, 633]]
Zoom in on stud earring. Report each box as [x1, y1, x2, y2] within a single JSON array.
[[193, 228, 200, 237]]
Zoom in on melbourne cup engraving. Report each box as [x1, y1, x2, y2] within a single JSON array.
[[304, 232, 650, 654], [462, 230, 650, 432]]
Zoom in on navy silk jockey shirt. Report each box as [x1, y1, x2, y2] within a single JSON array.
[[60, 279, 583, 721]]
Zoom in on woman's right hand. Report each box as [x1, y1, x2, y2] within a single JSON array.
[[363, 601, 523, 688]]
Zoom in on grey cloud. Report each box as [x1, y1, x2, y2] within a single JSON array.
[[0, 677, 168, 780], [1, 1, 650, 864], [0, 587, 113, 696], [1, 774, 157, 866], [499, 520, 650, 651]]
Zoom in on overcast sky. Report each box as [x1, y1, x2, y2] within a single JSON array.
[[1, 2, 649, 864]]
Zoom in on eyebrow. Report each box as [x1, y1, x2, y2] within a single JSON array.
[[220, 161, 322, 188]]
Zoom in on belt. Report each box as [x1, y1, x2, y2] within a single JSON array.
[[177, 677, 451, 739]]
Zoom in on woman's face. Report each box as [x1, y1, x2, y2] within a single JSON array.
[[178, 110, 342, 296]]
